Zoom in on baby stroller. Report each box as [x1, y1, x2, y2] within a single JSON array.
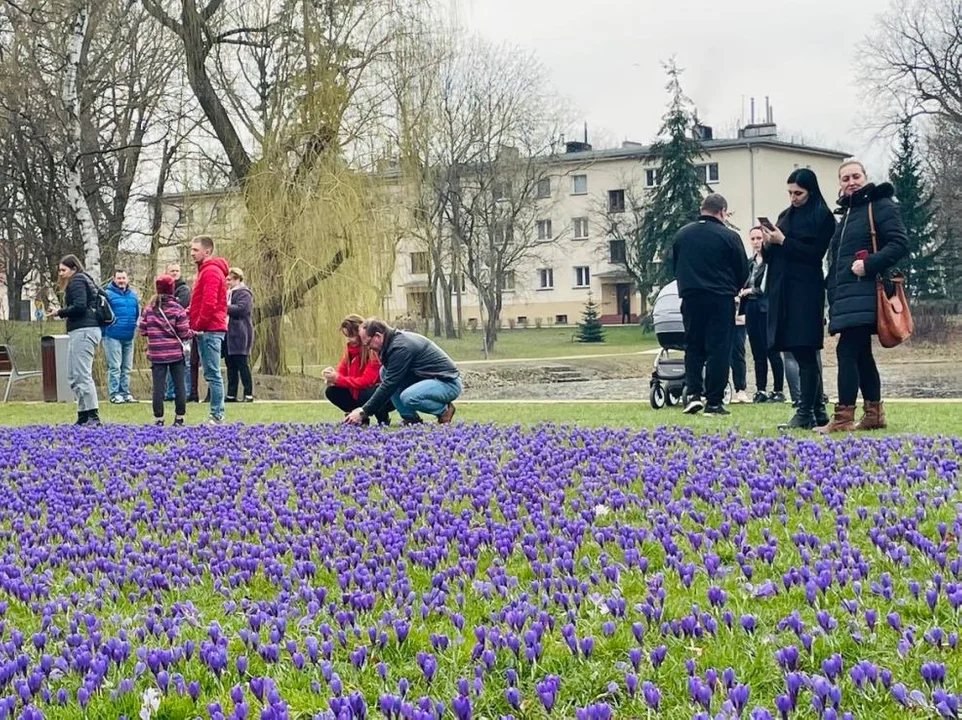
[[648, 281, 732, 409]]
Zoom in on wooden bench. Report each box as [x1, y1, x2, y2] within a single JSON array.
[[0, 344, 41, 402]]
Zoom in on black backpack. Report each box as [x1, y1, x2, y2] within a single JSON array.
[[83, 273, 116, 327]]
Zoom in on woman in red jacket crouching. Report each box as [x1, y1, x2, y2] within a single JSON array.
[[323, 314, 393, 425]]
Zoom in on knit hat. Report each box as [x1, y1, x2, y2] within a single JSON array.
[[155, 274, 175, 296]]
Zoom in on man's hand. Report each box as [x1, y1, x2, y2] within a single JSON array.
[[344, 408, 365, 425], [762, 226, 785, 245]]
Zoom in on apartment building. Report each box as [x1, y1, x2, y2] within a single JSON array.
[[387, 122, 849, 327], [143, 121, 848, 328]]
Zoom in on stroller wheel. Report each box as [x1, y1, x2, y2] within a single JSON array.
[[666, 387, 682, 406], [650, 384, 667, 410], [723, 382, 733, 405]]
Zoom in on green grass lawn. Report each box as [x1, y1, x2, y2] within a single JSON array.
[[419, 324, 657, 361], [3, 399, 962, 435]]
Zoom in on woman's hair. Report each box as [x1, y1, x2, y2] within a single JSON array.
[[228, 267, 244, 281], [339, 313, 374, 370], [786, 168, 827, 208], [59, 254, 84, 272], [838, 158, 868, 177]]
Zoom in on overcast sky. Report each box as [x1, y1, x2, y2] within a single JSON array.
[[460, 0, 894, 176]]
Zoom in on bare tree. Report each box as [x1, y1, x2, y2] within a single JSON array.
[[924, 117, 962, 300], [861, 0, 962, 129], [432, 37, 568, 352]]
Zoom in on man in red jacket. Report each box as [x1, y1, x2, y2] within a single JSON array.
[[188, 235, 229, 424]]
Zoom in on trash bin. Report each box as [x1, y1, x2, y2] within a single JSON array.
[[41, 335, 73, 402]]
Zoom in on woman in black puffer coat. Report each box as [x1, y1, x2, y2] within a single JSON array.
[[819, 160, 908, 432]]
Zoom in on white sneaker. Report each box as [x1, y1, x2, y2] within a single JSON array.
[[733, 390, 750, 404], [683, 398, 705, 415], [109, 395, 124, 404], [124, 394, 136, 403], [206, 416, 224, 426]]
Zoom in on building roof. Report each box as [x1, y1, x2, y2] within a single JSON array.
[[556, 136, 850, 164], [147, 134, 849, 202]]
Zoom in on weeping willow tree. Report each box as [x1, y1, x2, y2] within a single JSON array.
[[142, 0, 423, 373]]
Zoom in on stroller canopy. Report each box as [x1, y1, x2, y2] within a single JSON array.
[[652, 281, 684, 336]]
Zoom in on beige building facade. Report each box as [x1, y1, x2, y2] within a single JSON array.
[[386, 123, 849, 327], [149, 122, 848, 328]]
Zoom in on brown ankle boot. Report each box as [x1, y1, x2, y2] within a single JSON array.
[[855, 400, 886, 430], [814, 405, 857, 433]]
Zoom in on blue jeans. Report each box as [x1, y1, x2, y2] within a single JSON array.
[[165, 359, 191, 399], [392, 377, 462, 418], [197, 332, 226, 419], [103, 337, 134, 397]]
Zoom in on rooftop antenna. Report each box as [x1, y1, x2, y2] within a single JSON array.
[[765, 96, 771, 123], [584, 122, 588, 144], [750, 97, 755, 125]]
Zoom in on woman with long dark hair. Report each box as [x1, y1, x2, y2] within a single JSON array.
[[760, 168, 836, 429], [46, 254, 102, 426], [818, 159, 908, 432]]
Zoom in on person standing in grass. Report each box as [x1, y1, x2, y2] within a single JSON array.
[[225, 267, 254, 403], [163, 262, 193, 402], [740, 227, 786, 404], [47, 254, 102, 426], [103, 269, 140, 404], [140, 275, 192, 426], [187, 235, 229, 424], [344, 318, 461, 425], [671, 193, 749, 416]]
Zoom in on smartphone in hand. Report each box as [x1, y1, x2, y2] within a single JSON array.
[[757, 217, 776, 231]]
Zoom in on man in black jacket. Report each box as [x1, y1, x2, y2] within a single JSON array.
[[344, 318, 462, 425], [672, 193, 749, 415]]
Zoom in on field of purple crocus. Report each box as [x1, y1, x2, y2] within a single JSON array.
[[1, 422, 960, 720]]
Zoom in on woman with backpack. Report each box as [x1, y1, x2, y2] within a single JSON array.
[[139, 274, 193, 426], [47, 254, 102, 426]]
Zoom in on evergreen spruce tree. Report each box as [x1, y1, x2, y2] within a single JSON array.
[[889, 119, 942, 299], [576, 290, 605, 343], [632, 60, 706, 298]]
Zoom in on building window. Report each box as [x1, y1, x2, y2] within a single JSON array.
[[536, 219, 553, 241], [536, 178, 551, 199], [607, 189, 625, 213], [503, 271, 516, 291], [410, 251, 429, 274], [609, 239, 627, 264], [449, 274, 466, 293], [538, 268, 554, 290], [493, 180, 511, 201], [494, 223, 514, 245], [571, 174, 588, 195], [697, 163, 720, 184], [516, 316, 528, 325], [573, 265, 591, 288], [573, 217, 589, 240], [555, 314, 568, 325], [645, 169, 662, 187]]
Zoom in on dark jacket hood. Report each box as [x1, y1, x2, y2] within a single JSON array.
[[836, 182, 896, 212]]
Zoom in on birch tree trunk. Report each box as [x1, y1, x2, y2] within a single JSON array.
[[62, 3, 101, 283]]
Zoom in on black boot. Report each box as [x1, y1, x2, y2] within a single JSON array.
[[86, 409, 102, 427], [779, 361, 818, 430], [814, 372, 830, 427], [75, 410, 90, 426]]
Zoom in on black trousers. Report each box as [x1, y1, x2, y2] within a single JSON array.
[[152, 362, 186, 418], [789, 346, 825, 418], [682, 293, 735, 406], [325, 385, 392, 424], [745, 301, 784, 392], [189, 336, 200, 400], [730, 323, 747, 392], [226, 354, 253, 398], [837, 326, 881, 405], [621, 310, 630, 324]]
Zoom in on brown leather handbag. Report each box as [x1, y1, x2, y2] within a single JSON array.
[[868, 203, 913, 348]]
